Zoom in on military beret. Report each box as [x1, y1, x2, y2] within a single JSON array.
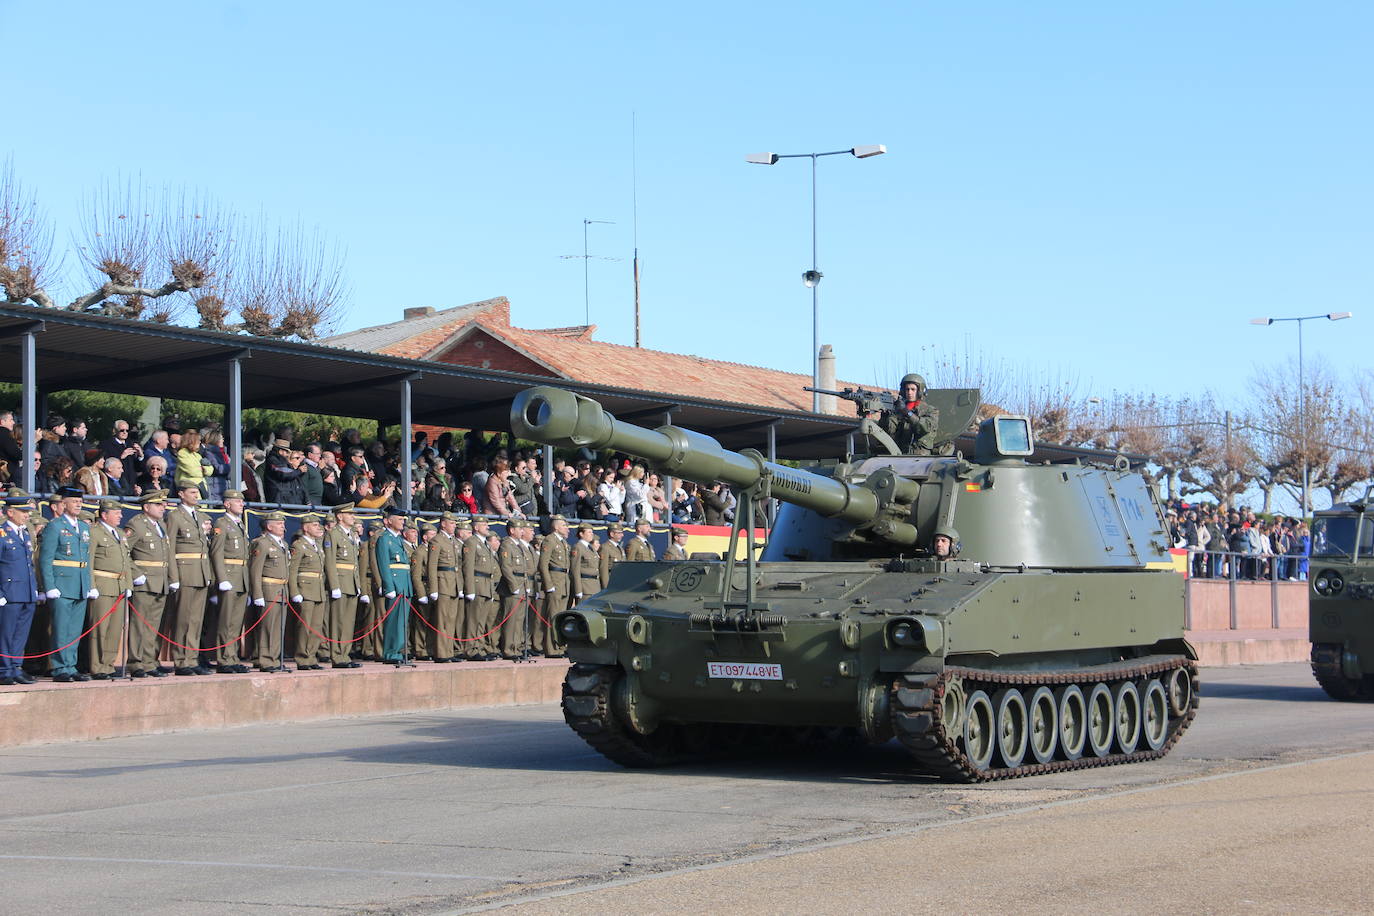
[[222, 489, 245, 500], [607, 522, 623, 533], [140, 490, 169, 505], [260, 511, 286, 522], [300, 513, 325, 525], [332, 502, 356, 515], [671, 527, 688, 537], [57, 486, 84, 499]]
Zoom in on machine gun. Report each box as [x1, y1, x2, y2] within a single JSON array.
[[804, 385, 907, 456]]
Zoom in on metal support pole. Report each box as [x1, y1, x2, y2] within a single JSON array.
[[766, 421, 778, 525], [810, 154, 820, 414], [1298, 319, 1307, 519], [21, 330, 37, 492], [228, 357, 243, 495], [542, 444, 554, 516], [400, 378, 413, 512]]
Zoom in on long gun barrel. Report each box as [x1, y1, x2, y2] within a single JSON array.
[[511, 386, 920, 544]]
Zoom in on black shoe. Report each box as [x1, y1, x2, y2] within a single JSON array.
[[0, 677, 15, 686], [332, 661, 360, 669], [72, 673, 92, 681], [147, 668, 170, 678], [91, 673, 112, 680], [14, 673, 36, 685], [53, 673, 75, 683], [174, 667, 198, 676], [129, 669, 147, 678], [484, 653, 501, 661]]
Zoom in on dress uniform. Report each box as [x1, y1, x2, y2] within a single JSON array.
[[165, 486, 213, 674], [355, 521, 381, 660], [573, 526, 601, 600], [86, 497, 133, 678], [38, 487, 93, 682], [0, 489, 40, 685], [322, 504, 363, 668], [624, 522, 656, 563], [373, 511, 413, 664], [289, 514, 328, 669], [248, 512, 290, 671], [535, 519, 572, 657], [599, 523, 626, 589], [426, 514, 464, 662], [497, 519, 530, 659], [208, 492, 251, 673], [462, 518, 501, 660], [408, 522, 431, 658], [662, 528, 690, 561], [125, 491, 175, 676]]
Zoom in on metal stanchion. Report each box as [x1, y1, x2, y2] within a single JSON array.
[[117, 593, 132, 680]]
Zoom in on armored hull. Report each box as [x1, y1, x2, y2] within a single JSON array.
[[515, 386, 1198, 781], [1309, 496, 1374, 700]]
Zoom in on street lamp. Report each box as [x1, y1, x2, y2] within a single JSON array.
[[1249, 311, 1353, 516], [746, 144, 887, 412]]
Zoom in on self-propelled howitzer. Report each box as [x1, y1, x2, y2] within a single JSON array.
[[511, 386, 1198, 781]]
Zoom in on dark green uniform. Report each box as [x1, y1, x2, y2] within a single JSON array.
[[373, 525, 412, 663]]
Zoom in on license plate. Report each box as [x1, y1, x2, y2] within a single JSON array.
[[707, 661, 782, 681]]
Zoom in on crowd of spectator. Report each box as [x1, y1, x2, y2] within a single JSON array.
[[0, 412, 740, 526], [1162, 498, 1311, 581]]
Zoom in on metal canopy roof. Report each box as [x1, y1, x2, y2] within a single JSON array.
[[0, 303, 856, 458]]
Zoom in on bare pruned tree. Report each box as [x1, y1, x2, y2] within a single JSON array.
[[0, 163, 347, 339]]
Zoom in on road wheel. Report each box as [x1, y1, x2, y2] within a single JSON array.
[[994, 688, 1029, 768], [1027, 686, 1058, 764], [1113, 681, 1141, 754], [1056, 685, 1087, 761], [962, 690, 996, 771], [1141, 678, 1169, 751], [1087, 683, 1115, 757]]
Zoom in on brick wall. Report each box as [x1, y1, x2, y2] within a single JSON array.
[[433, 330, 559, 376]]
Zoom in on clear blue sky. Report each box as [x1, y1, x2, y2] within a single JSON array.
[[6, 0, 1370, 406]]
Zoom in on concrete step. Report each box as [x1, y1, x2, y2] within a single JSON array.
[[1187, 628, 1309, 667]]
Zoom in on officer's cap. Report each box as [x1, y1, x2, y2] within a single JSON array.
[[332, 502, 356, 515], [300, 513, 325, 525], [670, 527, 688, 537], [176, 481, 199, 494], [440, 511, 461, 522], [607, 522, 623, 532], [57, 485, 84, 500], [635, 517, 651, 528], [576, 522, 594, 533], [3, 488, 35, 509], [385, 507, 406, 518], [260, 511, 286, 522], [140, 490, 169, 505], [455, 518, 472, 530], [222, 489, 245, 501], [96, 496, 122, 511]]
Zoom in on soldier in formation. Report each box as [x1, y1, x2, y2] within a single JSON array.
[[86, 496, 133, 679], [38, 486, 93, 682], [535, 515, 571, 657], [126, 490, 174, 677], [323, 503, 363, 669], [462, 515, 500, 660], [624, 517, 655, 562], [209, 489, 251, 673], [166, 482, 212, 675], [425, 512, 463, 663], [599, 521, 625, 588], [0, 489, 40, 685], [662, 526, 689, 560], [249, 511, 290, 671], [290, 513, 328, 670], [373, 508, 412, 666]]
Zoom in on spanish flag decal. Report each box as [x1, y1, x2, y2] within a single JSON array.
[[964, 482, 982, 493]]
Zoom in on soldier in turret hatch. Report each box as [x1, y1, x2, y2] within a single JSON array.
[[879, 373, 940, 455], [932, 525, 960, 560]]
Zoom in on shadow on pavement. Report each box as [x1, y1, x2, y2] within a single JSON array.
[[1202, 680, 1330, 703]]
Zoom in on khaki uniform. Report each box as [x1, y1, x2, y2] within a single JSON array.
[[356, 529, 381, 659], [407, 538, 427, 657], [86, 521, 133, 677], [624, 534, 655, 563], [662, 542, 688, 561], [599, 537, 626, 589], [462, 534, 500, 657], [209, 513, 250, 668], [497, 533, 531, 658], [573, 539, 600, 599], [426, 532, 462, 661], [248, 533, 289, 669], [166, 505, 212, 669], [322, 524, 362, 666], [535, 536, 571, 656], [289, 535, 327, 668], [126, 514, 174, 674]]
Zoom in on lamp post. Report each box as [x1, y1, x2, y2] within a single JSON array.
[[1249, 311, 1353, 516], [746, 144, 886, 412]]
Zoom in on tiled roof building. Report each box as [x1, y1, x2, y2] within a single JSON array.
[[324, 298, 859, 416]]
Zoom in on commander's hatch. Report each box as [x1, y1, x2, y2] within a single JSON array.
[[923, 388, 981, 448]]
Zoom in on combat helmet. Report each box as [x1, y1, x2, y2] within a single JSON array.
[[899, 373, 927, 395]]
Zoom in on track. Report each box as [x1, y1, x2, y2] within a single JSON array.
[[1311, 643, 1374, 701]]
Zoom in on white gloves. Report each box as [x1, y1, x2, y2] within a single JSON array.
[[547, 587, 556, 593], [330, 589, 342, 599], [132, 575, 146, 586], [169, 582, 180, 591], [126, 589, 133, 598], [515, 588, 523, 595], [418, 595, 429, 604], [46, 588, 61, 599], [0, 596, 6, 606], [430, 592, 438, 601], [87, 588, 99, 599], [465, 593, 475, 601], [254, 597, 265, 606], [292, 594, 303, 604], [218, 581, 232, 591], [385, 591, 396, 599], [575, 593, 583, 599], [359, 594, 370, 604]]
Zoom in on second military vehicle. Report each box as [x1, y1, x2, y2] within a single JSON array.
[[1309, 486, 1374, 700], [512, 384, 1198, 781]]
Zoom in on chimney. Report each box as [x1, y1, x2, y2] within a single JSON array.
[[403, 307, 435, 320], [817, 344, 837, 415]]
